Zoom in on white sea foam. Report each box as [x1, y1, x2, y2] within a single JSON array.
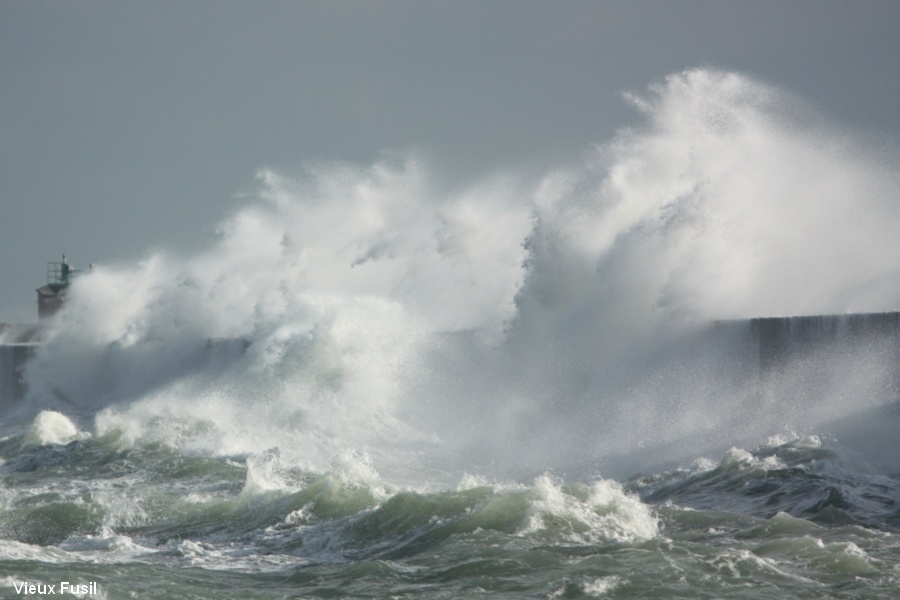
[[24, 410, 87, 446], [523, 475, 658, 543], [583, 576, 622, 596]]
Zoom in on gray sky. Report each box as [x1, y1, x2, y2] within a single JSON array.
[[2, 0, 899, 321]]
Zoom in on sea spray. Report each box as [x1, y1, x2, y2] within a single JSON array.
[[15, 68, 900, 480], [414, 69, 900, 475]]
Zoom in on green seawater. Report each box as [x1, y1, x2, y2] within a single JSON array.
[[2, 430, 899, 599]]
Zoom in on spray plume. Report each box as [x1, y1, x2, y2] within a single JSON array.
[[17, 69, 900, 479]]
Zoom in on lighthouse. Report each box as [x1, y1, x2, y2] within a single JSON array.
[[35, 254, 80, 320]]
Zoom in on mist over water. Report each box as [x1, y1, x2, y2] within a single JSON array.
[[14, 69, 900, 482]]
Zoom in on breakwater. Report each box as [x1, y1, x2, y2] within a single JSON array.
[[0, 328, 250, 410], [749, 312, 900, 373], [711, 312, 900, 408], [3, 314, 898, 411], [0, 324, 40, 411]]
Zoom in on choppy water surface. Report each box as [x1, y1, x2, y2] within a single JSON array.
[[1, 417, 899, 599]]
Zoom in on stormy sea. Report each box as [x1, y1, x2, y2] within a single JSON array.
[[2, 69, 899, 599]]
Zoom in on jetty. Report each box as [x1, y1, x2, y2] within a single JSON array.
[[748, 312, 900, 374], [1, 257, 251, 411], [2, 257, 898, 409], [1, 256, 84, 410]]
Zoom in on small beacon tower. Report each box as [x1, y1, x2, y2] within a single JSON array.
[[35, 254, 79, 320]]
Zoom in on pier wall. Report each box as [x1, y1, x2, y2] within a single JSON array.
[[0, 344, 37, 411], [2, 314, 897, 411], [739, 312, 900, 405], [0, 324, 41, 410], [0, 331, 251, 411], [748, 312, 900, 374]]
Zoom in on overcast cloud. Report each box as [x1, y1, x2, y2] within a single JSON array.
[[1, 1, 899, 320]]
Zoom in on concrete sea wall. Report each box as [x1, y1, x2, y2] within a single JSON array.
[[748, 312, 900, 374], [2, 314, 897, 411], [0, 343, 37, 411]]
